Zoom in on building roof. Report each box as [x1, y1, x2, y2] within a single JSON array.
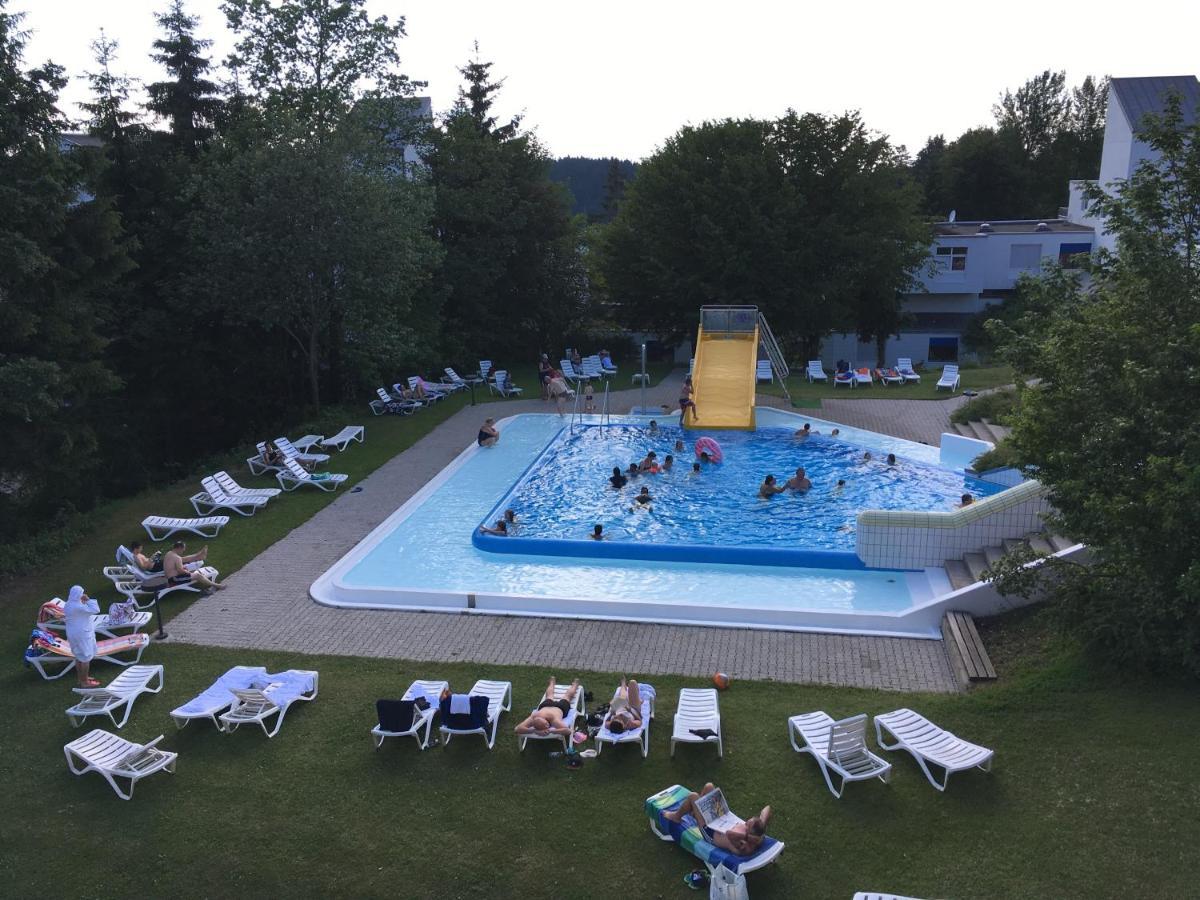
[[1110, 76, 1200, 129], [933, 219, 1094, 236]]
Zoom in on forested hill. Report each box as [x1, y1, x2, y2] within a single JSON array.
[[550, 156, 637, 218]]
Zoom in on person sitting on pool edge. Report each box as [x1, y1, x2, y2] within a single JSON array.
[[759, 474, 786, 498], [479, 520, 508, 536], [514, 677, 581, 737], [478, 418, 499, 447], [609, 466, 628, 489], [590, 524, 604, 540], [785, 467, 812, 492], [662, 783, 772, 856]]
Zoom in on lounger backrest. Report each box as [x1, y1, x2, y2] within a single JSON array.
[[827, 714, 869, 764], [943, 365, 959, 376], [377, 388, 392, 402], [201, 475, 226, 500], [898, 358, 913, 370], [440, 694, 490, 730], [282, 458, 309, 480], [376, 699, 416, 733]]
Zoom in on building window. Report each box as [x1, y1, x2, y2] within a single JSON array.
[[928, 336, 959, 363], [935, 246, 968, 272], [1059, 242, 1092, 269], [1009, 244, 1042, 270]]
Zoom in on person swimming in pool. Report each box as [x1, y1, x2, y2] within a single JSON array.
[[477, 418, 499, 448], [834, 479, 846, 492], [785, 467, 812, 492], [639, 451, 659, 473], [502, 509, 517, 530], [887, 453, 897, 466], [590, 524, 605, 540], [831, 428, 840, 437], [759, 474, 786, 498], [674, 439, 685, 453], [957, 493, 974, 508], [514, 677, 581, 736], [700, 451, 712, 464], [662, 454, 674, 473], [691, 462, 701, 474], [479, 519, 508, 536], [610, 467, 628, 489], [630, 486, 653, 509], [648, 420, 659, 433], [794, 423, 815, 441], [627, 462, 640, 479], [862, 451, 872, 463]]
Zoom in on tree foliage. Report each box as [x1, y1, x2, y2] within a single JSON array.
[[988, 96, 1200, 676], [598, 112, 928, 359]]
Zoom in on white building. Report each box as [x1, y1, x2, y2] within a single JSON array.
[[821, 74, 1199, 367]]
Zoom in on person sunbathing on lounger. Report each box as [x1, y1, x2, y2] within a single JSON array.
[[514, 677, 581, 736], [663, 783, 772, 856], [163, 541, 224, 591], [604, 677, 644, 735]]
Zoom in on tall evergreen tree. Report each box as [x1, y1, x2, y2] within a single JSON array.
[[601, 157, 627, 222], [146, 0, 222, 154], [0, 3, 129, 534]]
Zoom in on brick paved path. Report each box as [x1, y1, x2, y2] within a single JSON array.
[[166, 373, 959, 693]]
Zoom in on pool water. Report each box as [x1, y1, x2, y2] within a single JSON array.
[[492, 424, 1001, 552], [323, 412, 940, 623]]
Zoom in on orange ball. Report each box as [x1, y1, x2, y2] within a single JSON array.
[[712, 672, 731, 690]]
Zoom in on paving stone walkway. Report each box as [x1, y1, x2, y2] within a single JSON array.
[[166, 372, 960, 693]]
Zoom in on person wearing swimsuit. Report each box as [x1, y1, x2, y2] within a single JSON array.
[[663, 783, 772, 856], [514, 677, 581, 736], [679, 376, 697, 422], [478, 417, 499, 447]]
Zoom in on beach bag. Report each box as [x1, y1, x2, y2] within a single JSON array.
[[709, 864, 748, 900], [108, 599, 137, 625]]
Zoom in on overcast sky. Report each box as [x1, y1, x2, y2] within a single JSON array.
[[19, 0, 1200, 160]]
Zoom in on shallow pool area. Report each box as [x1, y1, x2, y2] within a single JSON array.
[[311, 409, 967, 637]]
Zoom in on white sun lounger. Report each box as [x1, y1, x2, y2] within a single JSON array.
[[320, 425, 364, 452], [478, 360, 494, 381], [247, 441, 286, 474], [788, 711, 892, 798], [671, 688, 723, 758], [64, 729, 177, 800], [370, 387, 420, 416], [371, 679, 449, 750], [142, 515, 230, 541], [113, 546, 218, 602], [518, 679, 586, 752], [854, 893, 926, 900], [488, 370, 523, 397], [756, 359, 773, 383], [276, 457, 347, 492], [291, 434, 325, 452], [191, 475, 269, 516], [213, 470, 281, 501], [218, 669, 319, 738], [26, 630, 150, 680], [807, 360, 828, 382], [170, 666, 269, 729], [39, 598, 152, 639], [595, 682, 655, 757], [65, 664, 164, 729], [873, 708, 994, 791], [936, 364, 960, 391], [896, 358, 921, 383], [439, 679, 512, 749], [275, 435, 329, 466]]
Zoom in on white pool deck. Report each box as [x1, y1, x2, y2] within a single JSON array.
[[165, 373, 965, 692]]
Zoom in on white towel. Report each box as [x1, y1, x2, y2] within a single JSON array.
[[450, 693, 471, 715]]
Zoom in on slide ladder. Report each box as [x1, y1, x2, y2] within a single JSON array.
[[686, 306, 759, 430], [757, 311, 791, 406]]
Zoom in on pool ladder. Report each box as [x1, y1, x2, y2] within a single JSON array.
[[569, 380, 611, 434]]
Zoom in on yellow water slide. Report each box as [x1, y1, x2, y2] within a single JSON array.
[[687, 324, 758, 429]]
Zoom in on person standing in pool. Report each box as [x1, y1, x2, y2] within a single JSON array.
[[478, 418, 499, 447], [886, 453, 897, 466], [759, 474, 786, 498], [648, 420, 659, 434], [674, 439, 685, 453], [785, 467, 812, 492], [610, 467, 628, 489], [834, 479, 846, 492], [662, 454, 674, 473], [627, 462, 640, 480], [679, 377, 697, 422], [691, 462, 702, 474], [861, 451, 872, 463], [590, 524, 605, 540], [630, 486, 653, 509], [699, 451, 712, 465], [794, 423, 816, 441], [639, 450, 659, 473], [957, 493, 974, 508]]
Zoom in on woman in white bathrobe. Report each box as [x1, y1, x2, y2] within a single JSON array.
[[63, 585, 101, 687]]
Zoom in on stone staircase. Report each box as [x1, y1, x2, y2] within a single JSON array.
[[951, 418, 1011, 444], [944, 532, 1077, 591]]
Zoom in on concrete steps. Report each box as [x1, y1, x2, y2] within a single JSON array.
[[943, 531, 1079, 591]]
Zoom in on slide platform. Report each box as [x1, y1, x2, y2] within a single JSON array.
[[686, 325, 757, 430]]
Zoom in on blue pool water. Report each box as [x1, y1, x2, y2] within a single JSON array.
[[326, 412, 938, 620], [487, 424, 1002, 553]]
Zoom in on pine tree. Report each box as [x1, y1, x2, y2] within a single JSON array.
[[81, 32, 139, 145], [146, 0, 222, 154], [601, 158, 627, 222], [455, 42, 520, 140]]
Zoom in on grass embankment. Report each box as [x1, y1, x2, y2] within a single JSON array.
[[3, 363, 1197, 898], [759, 365, 1014, 408]]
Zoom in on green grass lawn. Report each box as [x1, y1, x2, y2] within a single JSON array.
[[3, 362, 1197, 898], [759, 365, 1014, 408]]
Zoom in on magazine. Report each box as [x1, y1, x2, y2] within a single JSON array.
[[694, 788, 741, 834]]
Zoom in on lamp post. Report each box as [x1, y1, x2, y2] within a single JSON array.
[[152, 593, 168, 640]]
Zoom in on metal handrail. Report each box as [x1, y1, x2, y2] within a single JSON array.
[[757, 312, 792, 406], [568, 380, 583, 433], [601, 381, 611, 429]]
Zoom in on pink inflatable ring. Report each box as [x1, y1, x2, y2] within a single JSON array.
[[694, 436, 723, 462]]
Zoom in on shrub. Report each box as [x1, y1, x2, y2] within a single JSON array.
[[950, 388, 1019, 425]]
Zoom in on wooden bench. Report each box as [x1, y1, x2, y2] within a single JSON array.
[[942, 610, 997, 686]]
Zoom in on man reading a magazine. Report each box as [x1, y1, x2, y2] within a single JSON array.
[[662, 782, 771, 856]]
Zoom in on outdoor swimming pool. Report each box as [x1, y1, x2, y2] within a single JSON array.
[[311, 410, 968, 637], [474, 423, 1001, 567]]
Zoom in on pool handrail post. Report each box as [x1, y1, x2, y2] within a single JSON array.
[[602, 381, 611, 430], [640, 342, 647, 414]]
